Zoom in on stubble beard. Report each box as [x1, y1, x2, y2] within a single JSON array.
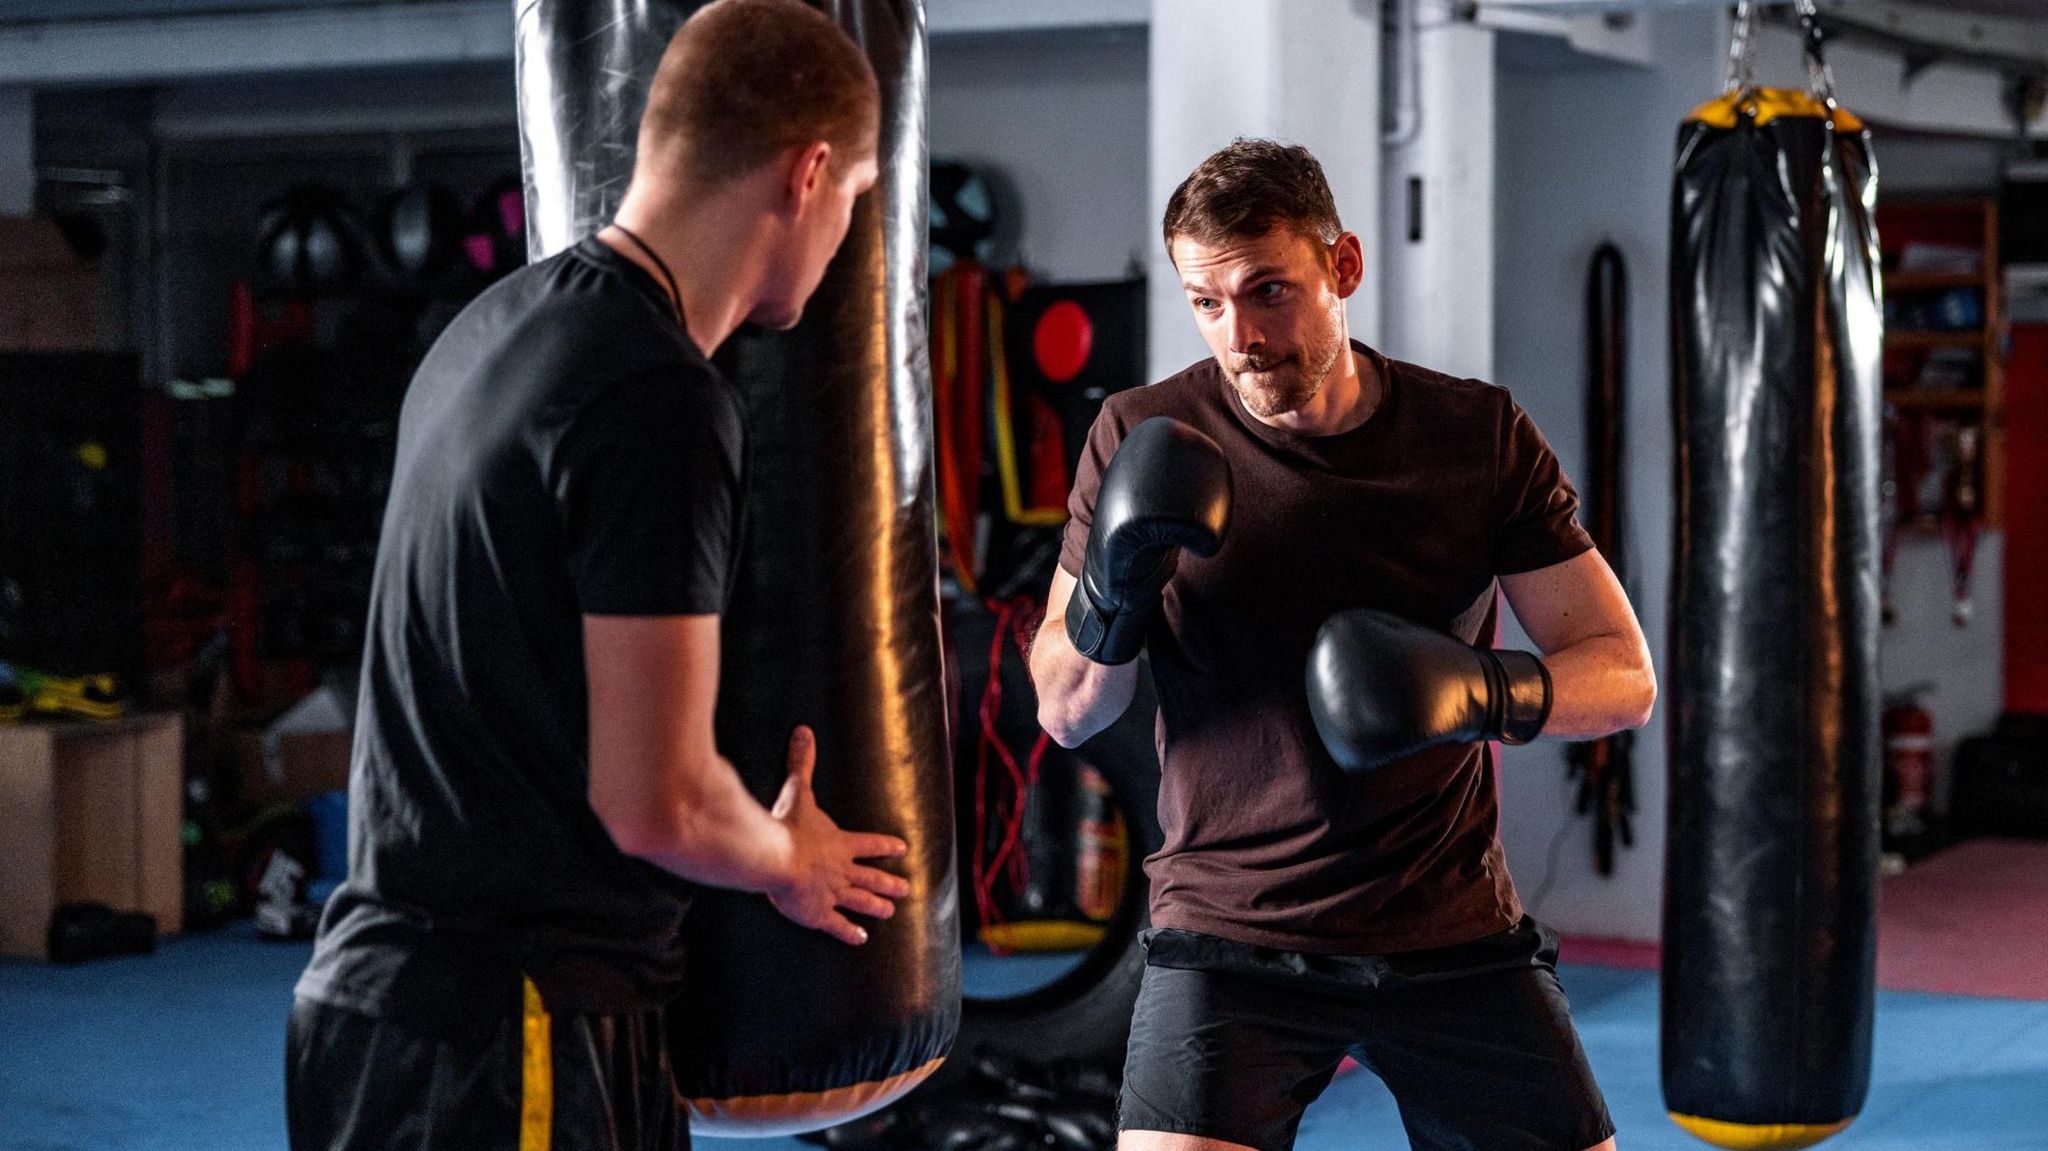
[[1226, 307, 1348, 419]]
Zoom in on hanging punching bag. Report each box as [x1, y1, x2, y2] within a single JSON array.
[[1664, 4, 1882, 1149], [516, 0, 958, 1136]]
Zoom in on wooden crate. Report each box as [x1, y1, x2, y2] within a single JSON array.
[[0, 714, 183, 958]]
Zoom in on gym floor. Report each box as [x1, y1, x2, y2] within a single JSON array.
[[3, 921, 2045, 1151]]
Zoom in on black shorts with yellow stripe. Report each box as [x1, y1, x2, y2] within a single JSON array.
[[286, 980, 686, 1151]]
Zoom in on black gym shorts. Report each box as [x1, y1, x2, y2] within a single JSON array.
[[286, 980, 687, 1151], [1118, 917, 1614, 1151]]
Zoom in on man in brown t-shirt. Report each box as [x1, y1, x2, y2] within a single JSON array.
[[1029, 140, 1654, 1151]]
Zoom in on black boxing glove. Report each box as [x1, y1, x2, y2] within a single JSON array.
[[1064, 417, 1232, 665], [1306, 608, 1552, 774]]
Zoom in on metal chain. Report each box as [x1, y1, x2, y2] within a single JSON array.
[[1796, 0, 1842, 107], [1728, 0, 1842, 108], [1725, 0, 1756, 93]]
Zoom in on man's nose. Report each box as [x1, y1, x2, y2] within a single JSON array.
[[1227, 312, 1266, 358]]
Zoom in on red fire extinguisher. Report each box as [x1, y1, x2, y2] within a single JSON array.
[[1882, 691, 1934, 850]]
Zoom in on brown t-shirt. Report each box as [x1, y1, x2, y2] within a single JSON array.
[[1058, 342, 1593, 955]]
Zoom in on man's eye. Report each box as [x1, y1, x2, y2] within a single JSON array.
[[1258, 282, 1286, 299], [1194, 298, 1218, 312]]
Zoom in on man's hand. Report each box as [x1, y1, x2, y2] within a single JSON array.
[[1064, 417, 1232, 665], [1306, 610, 1552, 774], [764, 725, 912, 945]]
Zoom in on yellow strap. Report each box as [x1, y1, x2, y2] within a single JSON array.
[[1686, 88, 1863, 131], [985, 292, 1069, 527], [520, 978, 553, 1151], [978, 919, 1107, 953], [1669, 1111, 1855, 1150]]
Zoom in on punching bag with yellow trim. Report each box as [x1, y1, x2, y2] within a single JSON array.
[[515, 0, 959, 1137], [1663, 4, 1882, 1149]]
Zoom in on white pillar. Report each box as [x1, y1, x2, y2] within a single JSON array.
[[1380, 3, 1495, 380], [0, 89, 32, 217], [1148, 0, 1381, 381]]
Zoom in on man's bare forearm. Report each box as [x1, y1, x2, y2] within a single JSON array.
[[1533, 631, 1656, 740], [597, 750, 795, 893], [1030, 618, 1138, 748]]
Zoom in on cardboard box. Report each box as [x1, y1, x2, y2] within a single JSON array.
[[0, 217, 100, 351], [0, 713, 183, 958], [233, 729, 353, 810]]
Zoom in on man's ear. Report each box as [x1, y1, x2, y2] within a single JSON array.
[[1330, 232, 1365, 300], [784, 141, 834, 213]]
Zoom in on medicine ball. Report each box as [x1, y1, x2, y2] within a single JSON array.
[[379, 182, 464, 283], [254, 184, 367, 292]]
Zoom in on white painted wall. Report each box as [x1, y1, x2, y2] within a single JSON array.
[[1380, 8, 1496, 381], [1147, 0, 1381, 380], [1881, 533, 2006, 809], [927, 29, 1150, 284], [1489, 9, 1726, 943]]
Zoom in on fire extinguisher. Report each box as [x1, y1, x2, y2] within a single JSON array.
[[1882, 689, 1935, 854], [1074, 761, 1128, 923]]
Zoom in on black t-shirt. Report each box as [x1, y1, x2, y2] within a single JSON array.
[[1059, 342, 1592, 955], [296, 237, 744, 1020]]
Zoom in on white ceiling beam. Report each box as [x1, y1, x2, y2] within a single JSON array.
[[0, 88, 30, 214], [0, 0, 1152, 90], [928, 0, 1146, 35], [1480, 0, 2048, 70], [1472, 4, 1655, 68], [1477, 0, 1727, 10], [1812, 0, 2048, 70], [0, 1, 510, 87], [1753, 17, 2048, 138], [150, 67, 514, 140]]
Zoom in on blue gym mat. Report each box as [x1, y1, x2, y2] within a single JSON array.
[[3, 924, 2044, 1150]]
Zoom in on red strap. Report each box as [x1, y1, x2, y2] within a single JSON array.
[[969, 597, 1052, 951]]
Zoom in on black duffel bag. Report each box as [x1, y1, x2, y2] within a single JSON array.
[[1949, 713, 2048, 840]]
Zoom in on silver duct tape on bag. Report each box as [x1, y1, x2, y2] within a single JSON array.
[[515, 0, 957, 1136], [516, 2, 685, 261]]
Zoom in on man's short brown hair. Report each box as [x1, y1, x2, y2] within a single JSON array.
[[640, 0, 881, 187], [1162, 138, 1343, 257]]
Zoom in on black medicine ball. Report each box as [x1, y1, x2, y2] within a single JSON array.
[[254, 184, 367, 292], [379, 182, 464, 283]]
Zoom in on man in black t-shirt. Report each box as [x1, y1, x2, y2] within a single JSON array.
[[1030, 141, 1656, 1151], [289, 4, 908, 1149]]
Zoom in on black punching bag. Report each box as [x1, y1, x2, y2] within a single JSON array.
[[516, 0, 959, 1136], [1663, 8, 1882, 1149]]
